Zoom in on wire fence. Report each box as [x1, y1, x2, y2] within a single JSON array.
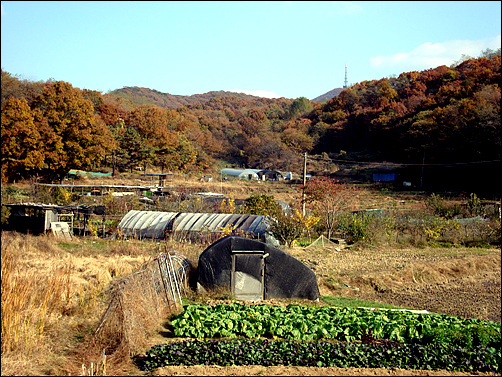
[[79, 250, 192, 375]]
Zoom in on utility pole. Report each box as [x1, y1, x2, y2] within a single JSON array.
[[420, 151, 426, 188], [302, 152, 307, 217]]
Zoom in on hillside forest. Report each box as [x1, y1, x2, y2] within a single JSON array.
[[1, 49, 500, 196]]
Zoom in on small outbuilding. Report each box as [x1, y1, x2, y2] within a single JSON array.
[[3, 202, 61, 235], [2, 202, 104, 236], [256, 170, 285, 181], [197, 235, 319, 301], [372, 172, 396, 182]]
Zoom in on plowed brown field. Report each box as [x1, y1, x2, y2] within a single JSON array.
[[146, 246, 501, 376]]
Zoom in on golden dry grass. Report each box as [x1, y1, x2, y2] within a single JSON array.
[[1, 231, 159, 376]]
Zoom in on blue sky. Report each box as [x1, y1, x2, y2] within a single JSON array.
[[1, 1, 500, 100]]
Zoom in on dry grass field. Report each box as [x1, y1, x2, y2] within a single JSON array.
[[1, 174, 500, 376]]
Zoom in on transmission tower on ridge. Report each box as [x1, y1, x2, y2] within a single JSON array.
[[343, 64, 348, 89]]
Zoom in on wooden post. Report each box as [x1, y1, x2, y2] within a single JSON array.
[[302, 152, 307, 217]]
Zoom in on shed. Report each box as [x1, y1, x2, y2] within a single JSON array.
[[3, 202, 60, 235], [197, 235, 319, 301], [372, 172, 396, 182], [2, 202, 104, 236], [140, 172, 173, 187], [281, 171, 302, 182], [115, 210, 273, 243], [257, 170, 285, 181]]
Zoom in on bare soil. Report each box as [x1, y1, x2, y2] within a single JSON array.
[[145, 246, 501, 376], [151, 365, 498, 376]]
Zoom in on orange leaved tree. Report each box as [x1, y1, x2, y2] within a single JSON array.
[[31, 81, 116, 182], [1, 97, 45, 182], [302, 176, 359, 239]]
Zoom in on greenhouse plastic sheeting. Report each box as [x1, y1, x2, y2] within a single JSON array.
[[197, 235, 320, 300], [116, 210, 178, 239], [116, 210, 271, 240]]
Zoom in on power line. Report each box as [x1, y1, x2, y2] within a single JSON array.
[[306, 155, 500, 167]]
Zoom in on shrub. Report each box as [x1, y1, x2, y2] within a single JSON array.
[[426, 193, 462, 220], [335, 212, 374, 244], [270, 212, 305, 247], [467, 193, 485, 217], [302, 177, 359, 239], [239, 194, 282, 218]]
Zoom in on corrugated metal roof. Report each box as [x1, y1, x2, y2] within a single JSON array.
[[116, 210, 270, 240]]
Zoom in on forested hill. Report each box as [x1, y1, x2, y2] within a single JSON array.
[[1, 49, 500, 195], [304, 51, 501, 194], [107, 87, 267, 109], [108, 84, 346, 110], [311, 87, 345, 102]]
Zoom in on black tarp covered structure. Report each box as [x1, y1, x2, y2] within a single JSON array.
[[197, 235, 319, 300]]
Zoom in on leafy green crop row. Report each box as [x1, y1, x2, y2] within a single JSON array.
[[170, 303, 501, 347], [137, 339, 501, 373]]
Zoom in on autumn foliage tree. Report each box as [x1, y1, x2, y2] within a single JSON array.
[[307, 53, 501, 167], [163, 133, 197, 172], [1, 97, 44, 182], [302, 177, 359, 239], [1, 69, 47, 108], [30, 81, 117, 181], [127, 105, 179, 172], [125, 105, 201, 173]]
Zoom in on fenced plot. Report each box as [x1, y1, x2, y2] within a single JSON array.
[[80, 251, 192, 375]]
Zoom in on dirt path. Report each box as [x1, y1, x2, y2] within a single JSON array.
[[151, 365, 498, 376]]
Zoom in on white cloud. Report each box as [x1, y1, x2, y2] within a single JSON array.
[[370, 36, 501, 72], [229, 89, 282, 99]]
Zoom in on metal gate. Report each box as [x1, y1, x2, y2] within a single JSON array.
[[231, 250, 268, 301]]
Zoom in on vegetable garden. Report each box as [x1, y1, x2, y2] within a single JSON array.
[[137, 303, 501, 373]]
